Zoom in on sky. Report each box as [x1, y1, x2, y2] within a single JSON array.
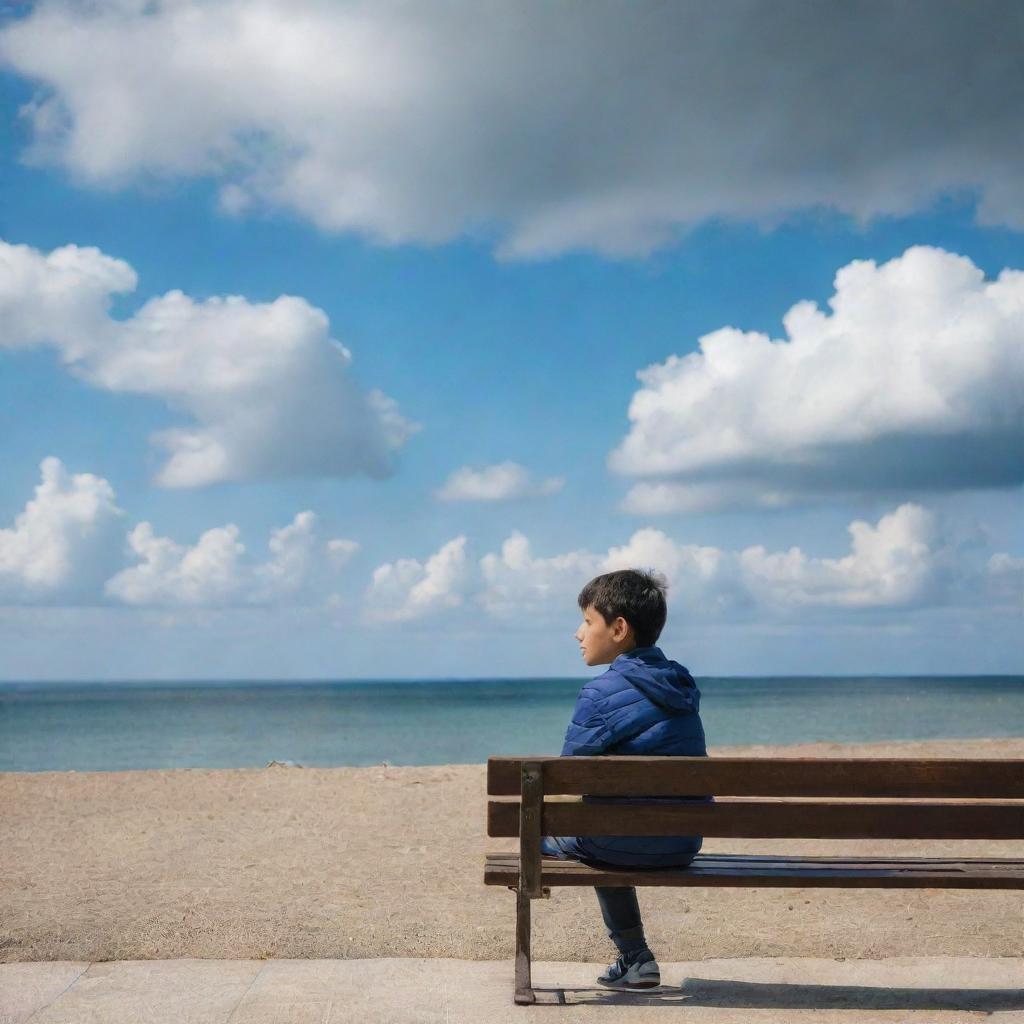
[[0, 0, 1021, 681]]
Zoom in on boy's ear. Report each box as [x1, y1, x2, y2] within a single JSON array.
[[612, 616, 632, 641]]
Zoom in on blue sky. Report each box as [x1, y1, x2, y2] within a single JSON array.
[[0, 2, 1021, 680]]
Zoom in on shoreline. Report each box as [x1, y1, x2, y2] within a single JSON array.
[[3, 736, 1022, 964], [4, 734, 1024, 777]]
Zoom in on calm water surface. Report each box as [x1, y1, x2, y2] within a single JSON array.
[[0, 675, 1021, 771]]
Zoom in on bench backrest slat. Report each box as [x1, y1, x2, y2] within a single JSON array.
[[487, 798, 1024, 840], [486, 756, 1024, 798], [487, 756, 1024, 842]]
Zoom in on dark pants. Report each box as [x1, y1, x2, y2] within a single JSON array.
[[541, 836, 649, 957], [594, 885, 648, 957]]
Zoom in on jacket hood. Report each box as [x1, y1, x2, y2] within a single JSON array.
[[610, 646, 699, 714]]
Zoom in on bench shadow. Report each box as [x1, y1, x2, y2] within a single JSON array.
[[533, 979, 1024, 1011]]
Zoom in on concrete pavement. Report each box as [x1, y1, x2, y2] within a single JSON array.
[[3, 956, 1023, 1023]]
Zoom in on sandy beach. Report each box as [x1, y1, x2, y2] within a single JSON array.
[[2, 738, 1022, 965]]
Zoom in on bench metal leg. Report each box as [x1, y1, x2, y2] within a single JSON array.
[[514, 888, 535, 1005]]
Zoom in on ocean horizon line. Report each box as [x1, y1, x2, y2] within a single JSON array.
[[1, 672, 1021, 689]]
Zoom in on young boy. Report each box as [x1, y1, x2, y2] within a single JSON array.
[[540, 568, 707, 990]]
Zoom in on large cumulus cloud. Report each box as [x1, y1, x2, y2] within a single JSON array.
[[3, 1, 1024, 257], [611, 247, 1024, 512], [0, 239, 416, 487]]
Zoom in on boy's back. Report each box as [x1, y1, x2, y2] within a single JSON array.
[[559, 643, 708, 868]]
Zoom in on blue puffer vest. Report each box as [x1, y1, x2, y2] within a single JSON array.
[[556, 646, 708, 868]]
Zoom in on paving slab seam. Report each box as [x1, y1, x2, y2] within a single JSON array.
[[440, 964, 451, 1024], [225, 960, 270, 1024], [22, 962, 92, 1024]]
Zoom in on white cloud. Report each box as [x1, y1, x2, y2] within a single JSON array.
[[326, 538, 360, 568], [3, 3, 1024, 257], [254, 513, 359, 600], [737, 504, 941, 609], [252, 510, 318, 599], [602, 528, 745, 616], [621, 482, 796, 516], [478, 526, 746, 620], [611, 247, 1024, 511], [1, 456, 1014, 624], [0, 457, 362, 607], [479, 532, 602, 618], [0, 239, 137, 351], [365, 536, 470, 622], [436, 462, 563, 502], [0, 238, 417, 487], [986, 552, 1024, 610], [105, 511, 359, 607], [366, 503, 1017, 626], [477, 504, 970, 621], [0, 456, 125, 602], [105, 522, 248, 606]]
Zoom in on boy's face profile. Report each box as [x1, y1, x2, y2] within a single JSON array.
[[574, 604, 635, 666]]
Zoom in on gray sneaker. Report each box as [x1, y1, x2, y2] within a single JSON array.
[[596, 948, 661, 989]]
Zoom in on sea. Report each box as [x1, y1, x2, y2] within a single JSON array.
[[0, 675, 1022, 773]]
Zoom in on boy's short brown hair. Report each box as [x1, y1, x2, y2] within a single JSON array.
[[577, 568, 668, 647]]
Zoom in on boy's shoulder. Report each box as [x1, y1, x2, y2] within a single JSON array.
[[578, 647, 683, 688], [576, 660, 632, 701], [575, 646, 699, 715]]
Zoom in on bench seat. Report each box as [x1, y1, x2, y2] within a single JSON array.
[[485, 851, 1024, 889]]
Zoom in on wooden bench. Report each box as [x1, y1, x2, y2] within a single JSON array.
[[484, 755, 1024, 1004]]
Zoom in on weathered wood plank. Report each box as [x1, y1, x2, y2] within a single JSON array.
[[486, 853, 1024, 870], [487, 798, 1024, 839], [483, 853, 1024, 889], [487, 756, 1024, 798], [518, 761, 543, 899]]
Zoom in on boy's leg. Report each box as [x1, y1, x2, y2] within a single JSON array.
[[540, 835, 574, 859], [594, 886, 649, 958]]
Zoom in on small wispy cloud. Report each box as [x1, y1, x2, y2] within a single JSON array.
[[435, 461, 563, 502]]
